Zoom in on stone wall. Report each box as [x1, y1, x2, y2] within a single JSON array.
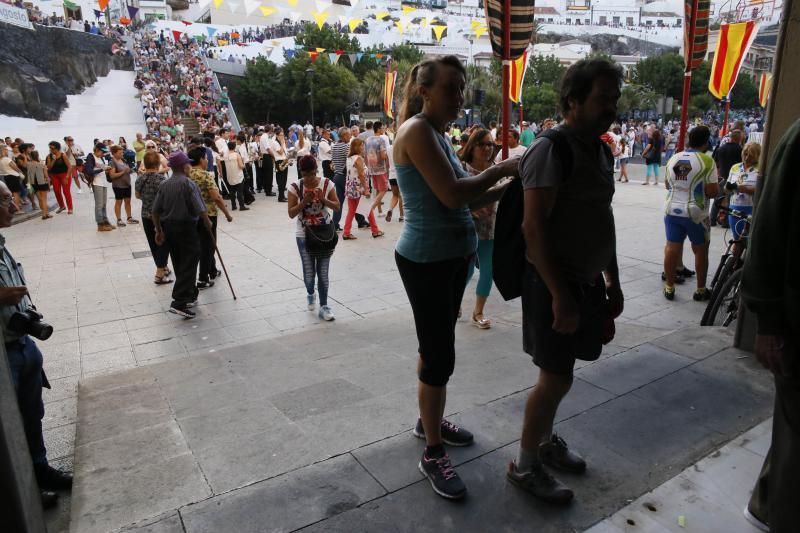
[[0, 23, 133, 121]]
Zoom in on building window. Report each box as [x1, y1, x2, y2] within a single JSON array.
[[646, 20, 652, 25], [626, 16, 634, 25], [613, 16, 620, 25], [548, 17, 554, 22], [585, 18, 590, 24], [599, 15, 607, 24]]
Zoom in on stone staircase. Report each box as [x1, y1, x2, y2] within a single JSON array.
[[182, 115, 201, 138]]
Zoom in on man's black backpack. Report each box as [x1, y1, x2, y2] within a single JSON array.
[[492, 129, 574, 301]]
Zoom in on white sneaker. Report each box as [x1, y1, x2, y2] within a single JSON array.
[[318, 305, 335, 321], [307, 293, 316, 311]]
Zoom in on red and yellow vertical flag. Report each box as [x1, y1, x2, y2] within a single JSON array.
[[509, 50, 529, 104], [709, 21, 759, 99], [758, 72, 772, 107], [684, 0, 711, 70], [384, 71, 397, 119]]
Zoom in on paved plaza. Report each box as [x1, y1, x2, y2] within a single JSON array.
[[2, 164, 773, 532]]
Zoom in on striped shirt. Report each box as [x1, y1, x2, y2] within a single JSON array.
[[331, 141, 349, 174]]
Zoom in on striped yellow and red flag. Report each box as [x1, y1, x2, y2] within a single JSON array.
[[684, 0, 711, 70], [509, 50, 529, 104], [384, 71, 397, 119], [709, 21, 759, 99], [758, 72, 772, 107]]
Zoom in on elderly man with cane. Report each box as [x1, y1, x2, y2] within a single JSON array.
[[152, 152, 213, 319]]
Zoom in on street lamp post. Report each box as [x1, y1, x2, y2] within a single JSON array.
[[306, 67, 315, 127]]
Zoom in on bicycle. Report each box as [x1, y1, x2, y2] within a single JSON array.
[[700, 205, 752, 327]]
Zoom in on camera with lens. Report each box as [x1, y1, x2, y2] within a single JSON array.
[[8, 307, 53, 341]]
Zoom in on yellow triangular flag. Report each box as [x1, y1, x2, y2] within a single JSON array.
[[259, 6, 276, 16], [285, 0, 298, 6], [312, 11, 329, 29], [316, 47, 326, 53], [432, 24, 447, 42], [395, 20, 406, 34], [474, 25, 488, 39], [348, 18, 362, 32], [212, 0, 223, 8], [402, 6, 416, 14], [470, 19, 482, 29], [375, 10, 389, 20]]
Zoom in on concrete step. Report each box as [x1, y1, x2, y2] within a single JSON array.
[[68, 311, 773, 533]]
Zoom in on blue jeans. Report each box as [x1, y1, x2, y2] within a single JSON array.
[[332, 171, 366, 229], [465, 239, 494, 298], [6, 336, 47, 465], [296, 238, 331, 306], [92, 184, 110, 224]]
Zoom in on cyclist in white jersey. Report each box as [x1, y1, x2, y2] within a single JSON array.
[[662, 125, 719, 301]]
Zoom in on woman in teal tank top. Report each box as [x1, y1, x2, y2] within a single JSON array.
[[392, 55, 520, 500]]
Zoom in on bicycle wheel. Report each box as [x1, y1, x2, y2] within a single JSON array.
[[701, 269, 742, 327], [702, 258, 737, 324]]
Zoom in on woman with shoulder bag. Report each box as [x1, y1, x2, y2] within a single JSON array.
[[287, 155, 341, 322], [342, 138, 382, 240]]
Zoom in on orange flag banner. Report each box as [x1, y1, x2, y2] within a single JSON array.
[[384, 70, 397, 119], [708, 21, 759, 99], [509, 50, 529, 103], [758, 72, 772, 107], [98, 0, 109, 11]]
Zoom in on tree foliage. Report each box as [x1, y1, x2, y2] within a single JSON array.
[[293, 24, 360, 53], [730, 73, 759, 109], [633, 53, 684, 100], [617, 84, 658, 114]]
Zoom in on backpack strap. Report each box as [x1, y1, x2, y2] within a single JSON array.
[[537, 128, 574, 182]]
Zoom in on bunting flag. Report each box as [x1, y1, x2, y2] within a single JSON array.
[[119, 16, 131, 25], [683, 0, 711, 70], [470, 19, 482, 29], [758, 72, 772, 107], [316, 47, 326, 53], [395, 20, 406, 34], [384, 70, 397, 119], [509, 50, 529, 103], [474, 25, 488, 39], [259, 6, 276, 16], [92, 8, 101, 18], [329, 53, 339, 64], [309, 51, 319, 62], [207, 26, 218, 37], [312, 11, 329, 29], [286, 0, 298, 6], [348, 18, 362, 32], [402, 5, 416, 14], [431, 24, 447, 42], [213, 0, 224, 8], [228, 1, 239, 13], [483, 0, 536, 60], [375, 11, 390, 20], [63, 0, 78, 9], [286, 49, 296, 58], [244, 0, 260, 15], [172, 29, 183, 41], [98, 0, 109, 11], [180, 20, 192, 25], [708, 21, 759, 99], [127, 5, 139, 18], [348, 53, 357, 65], [356, 52, 363, 62]]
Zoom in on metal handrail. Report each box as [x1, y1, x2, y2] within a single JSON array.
[[203, 57, 242, 133]]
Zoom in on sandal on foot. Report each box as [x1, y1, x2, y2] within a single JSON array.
[[343, 234, 357, 240], [472, 313, 492, 329], [154, 275, 173, 285], [372, 231, 385, 238]]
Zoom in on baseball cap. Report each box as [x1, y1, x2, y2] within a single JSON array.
[[168, 151, 192, 168]]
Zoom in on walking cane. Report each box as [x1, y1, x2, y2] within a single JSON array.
[[206, 224, 237, 300], [214, 241, 237, 300]]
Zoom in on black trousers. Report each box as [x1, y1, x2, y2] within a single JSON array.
[[276, 167, 288, 200], [164, 220, 200, 308], [229, 182, 246, 208], [197, 215, 217, 282], [322, 160, 334, 180], [142, 216, 170, 268], [261, 154, 274, 194]]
